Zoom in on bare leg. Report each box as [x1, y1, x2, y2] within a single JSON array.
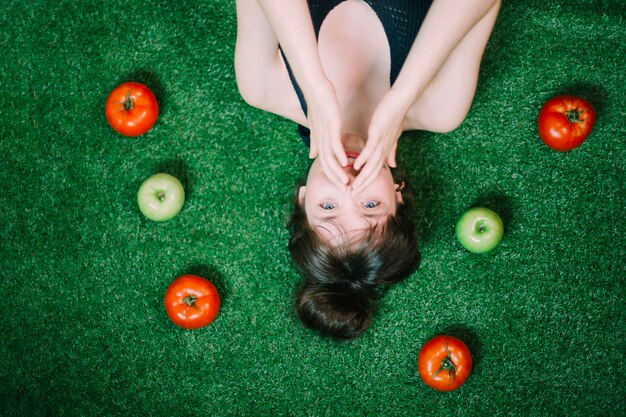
[[403, 0, 501, 133], [234, 0, 307, 125]]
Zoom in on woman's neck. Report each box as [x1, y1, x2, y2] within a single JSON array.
[[317, 0, 391, 138]]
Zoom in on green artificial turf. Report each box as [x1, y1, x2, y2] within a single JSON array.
[[1, 0, 625, 415]]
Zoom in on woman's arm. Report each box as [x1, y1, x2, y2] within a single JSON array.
[[389, 0, 500, 111], [253, 0, 327, 97], [236, 0, 348, 186], [352, 0, 501, 192], [235, 0, 305, 122]]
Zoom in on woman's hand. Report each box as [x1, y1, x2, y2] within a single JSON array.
[[305, 80, 349, 188], [248, 1, 348, 187], [351, 89, 411, 193]]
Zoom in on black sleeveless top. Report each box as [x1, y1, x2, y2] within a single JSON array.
[[282, 0, 433, 124]]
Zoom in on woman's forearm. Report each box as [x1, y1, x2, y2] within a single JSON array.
[[391, 0, 500, 108], [256, 0, 329, 97]]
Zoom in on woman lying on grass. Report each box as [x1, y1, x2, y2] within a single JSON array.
[[235, 0, 500, 339]]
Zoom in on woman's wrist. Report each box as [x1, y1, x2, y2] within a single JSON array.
[[300, 73, 334, 103], [385, 86, 417, 118]]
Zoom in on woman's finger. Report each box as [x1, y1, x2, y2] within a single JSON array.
[[309, 134, 319, 159], [353, 140, 376, 171], [320, 150, 348, 187], [386, 141, 398, 167], [331, 136, 348, 168], [351, 147, 384, 192], [352, 159, 381, 193], [323, 129, 348, 185]]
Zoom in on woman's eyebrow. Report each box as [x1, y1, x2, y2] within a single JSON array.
[[317, 212, 386, 222], [316, 214, 337, 222], [362, 213, 386, 220]]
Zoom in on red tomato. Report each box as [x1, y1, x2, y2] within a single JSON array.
[[417, 335, 472, 391], [537, 95, 595, 151], [105, 82, 159, 136], [164, 274, 220, 329]]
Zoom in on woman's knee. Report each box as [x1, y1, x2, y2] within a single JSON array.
[[428, 109, 468, 133], [405, 103, 470, 134], [234, 51, 267, 108]]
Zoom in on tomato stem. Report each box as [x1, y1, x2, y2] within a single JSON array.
[[123, 91, 134, 111], [183, 295, 197, 307], [564, 109, 583, 123], [433, 341, 457, 382]]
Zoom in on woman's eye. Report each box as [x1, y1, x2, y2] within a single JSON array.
[[320, 202, 336, 210], [362, 201, 379, 209]]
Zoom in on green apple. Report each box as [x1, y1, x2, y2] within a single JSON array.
[[455, 207, 503, 254], [137, 173, 185, 221]]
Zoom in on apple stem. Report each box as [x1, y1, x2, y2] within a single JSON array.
[[157, 192, 166, 201]]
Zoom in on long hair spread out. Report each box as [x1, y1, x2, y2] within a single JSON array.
[[287, 169, 420, 340]]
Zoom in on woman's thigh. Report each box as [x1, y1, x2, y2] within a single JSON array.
[[403, 0, 500, 133], [234, 0, 307, 125]]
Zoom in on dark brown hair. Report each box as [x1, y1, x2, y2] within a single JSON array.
[[287, 169, 420, 340]]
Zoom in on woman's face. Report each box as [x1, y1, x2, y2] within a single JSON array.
[[298, 134, 402, 245]]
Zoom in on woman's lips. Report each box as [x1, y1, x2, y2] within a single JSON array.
[[345, 151, 360, 169]]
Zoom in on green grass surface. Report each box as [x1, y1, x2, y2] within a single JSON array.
[[1, 0, 625, 416]]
